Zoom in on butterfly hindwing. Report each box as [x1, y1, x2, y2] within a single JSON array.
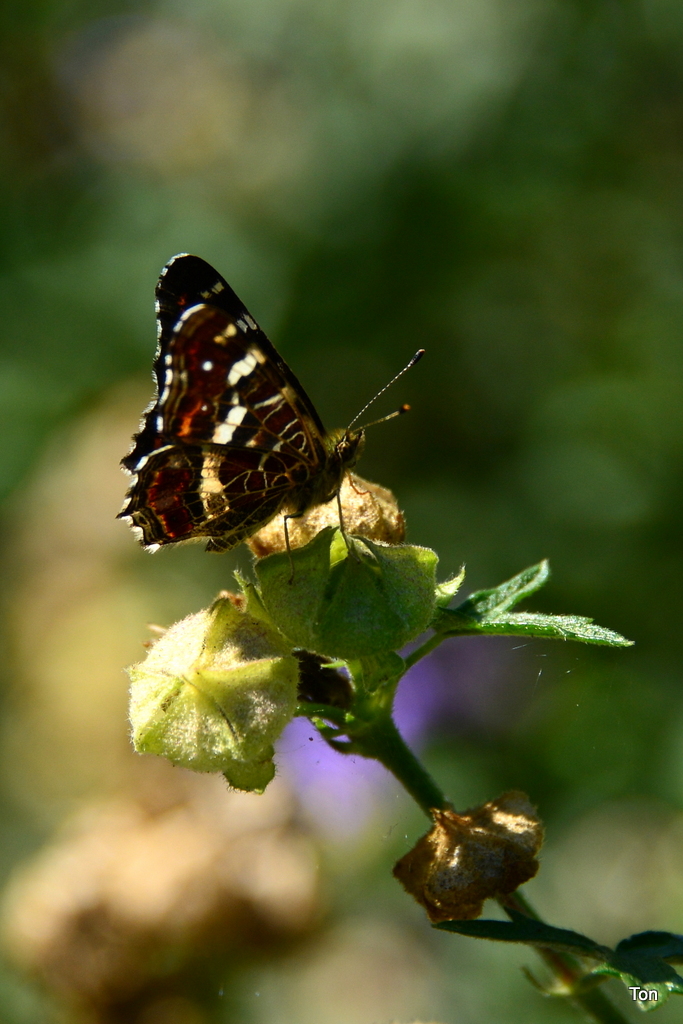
[[122, 441, 305, 551]]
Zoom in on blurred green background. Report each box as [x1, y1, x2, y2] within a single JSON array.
[[2, 0, 683, 1021]]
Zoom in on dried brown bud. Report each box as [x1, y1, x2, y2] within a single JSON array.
[[247, 472, 405, 558], [393, 791, 544, 922]]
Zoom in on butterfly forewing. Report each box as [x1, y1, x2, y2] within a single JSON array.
[[119, 254, 340, 552], [155, 254, 326, 433]]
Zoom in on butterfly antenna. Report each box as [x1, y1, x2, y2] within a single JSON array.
[[357, 404, 412, 431], [346, 349, 425, 431]]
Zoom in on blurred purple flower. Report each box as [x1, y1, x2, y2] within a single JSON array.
[[394, 635, 525, 745], [276, 717, 389, 839], [277, 637, 529, 836]]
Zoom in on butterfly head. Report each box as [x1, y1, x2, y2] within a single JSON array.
[[334, 427, 366, 471], [325, 347, 425, 496]]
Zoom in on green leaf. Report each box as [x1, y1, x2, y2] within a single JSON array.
[[430, 559, 633, 647], [617, 932, 683, 963], [436, 610, 633, 646], [591, 932, 683, 1009], [436, 916, 683, 1008], [453, 560, 550, 619], [436, 914, 611, 959]]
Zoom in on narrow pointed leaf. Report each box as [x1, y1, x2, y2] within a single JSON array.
[[453, 560, 550, 619], [616, 931, 683, 963], [435, 610, 633, 646], [436, 915, 611, 958]]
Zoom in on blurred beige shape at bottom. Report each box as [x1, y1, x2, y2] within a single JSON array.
[[0, 763, 320, 1012]]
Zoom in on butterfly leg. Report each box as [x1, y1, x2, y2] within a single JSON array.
[[283, 512, 304, 583], [348, 475, 370, 496], [336, 488, 361, 561], [336, 489, 348, 546]]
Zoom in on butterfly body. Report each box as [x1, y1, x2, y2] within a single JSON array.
[[119, 254, 365, 552]]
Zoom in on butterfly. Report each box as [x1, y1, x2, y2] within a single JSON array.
[[118, 254, 419, 555]]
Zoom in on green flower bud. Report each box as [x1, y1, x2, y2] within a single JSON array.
[[128, 593, 298, 792], [255, 527, 438, 659]]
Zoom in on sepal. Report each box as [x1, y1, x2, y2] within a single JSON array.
[[127, 594, 298, 792], [256, 527, 437, 659]]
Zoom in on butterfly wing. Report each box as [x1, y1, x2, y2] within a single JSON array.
[[157, 255, 325, 422], [121, 440, 306, 552], [123, 254, 326, 474], [119, 257, 331, 551]]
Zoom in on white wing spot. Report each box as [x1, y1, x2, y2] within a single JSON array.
[[213, 424, 235, 443], [201, 461, 224, 493], [202, 360, 214, 372], [156, 415, 164, 431], [244, 314, 257, 330], [227, 351, 257, 386], [226, 405, 247, 425], [212, 404, 247, 443]]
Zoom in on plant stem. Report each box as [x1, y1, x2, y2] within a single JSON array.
[[504, 893, 631, 1024], [357, 711, 450, 814], [403, 633, 443, 670], [351, 716, 632, 1024]]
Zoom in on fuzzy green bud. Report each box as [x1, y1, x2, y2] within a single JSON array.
[[255, 527, 438, 659], [128, 593, 298, 792]]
